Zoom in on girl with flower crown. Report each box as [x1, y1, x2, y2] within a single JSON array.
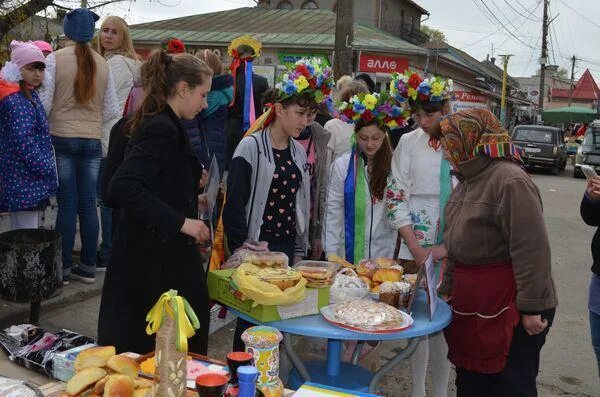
[[386, 71, 453, 397], [0, 41, 58, 230], [323, 92, 408, 264], [223, 58, 334, 350]]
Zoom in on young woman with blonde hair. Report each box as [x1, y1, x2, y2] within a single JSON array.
[[95, 15, 142, 270], [40, 8, 120, 285]]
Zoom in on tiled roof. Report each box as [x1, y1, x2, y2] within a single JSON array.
[[129, 7, 428, 55]]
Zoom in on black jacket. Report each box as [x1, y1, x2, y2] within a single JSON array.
[[101, 118, 129, 209], [97, 106, 209, 355], [581, 194, 600, 276], [229, 67, 269, 120]]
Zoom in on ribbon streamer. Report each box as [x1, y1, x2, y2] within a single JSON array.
[[146, 289, 200, 352], [343, 146, 367, 264]]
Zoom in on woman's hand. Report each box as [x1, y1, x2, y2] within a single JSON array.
[[311, 239, 324, 260], [521, 314, 548, 336], [587, 177, 600, 200], [430, 244, 447, 262], [180, 218, 210, 243], [198, 169, 208, 189], [408, 244, 429, 265]]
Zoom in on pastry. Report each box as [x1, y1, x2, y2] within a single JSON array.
[[241, 251, 289, 268], [133, 388, 153, 397], [296, 262, 337, 288], [106, 355, 140, 378], [94, 376, 109, 394], [330, 300, 404, 328], [243, 265, 303, 291], [103, 374, 135, 397], [74, 346, 116, 371], [356, 260, 378, 278], [358, 276, 372, 289], [66, 367, 108, 396], [133, 379, 154, 389], [372, 268, 403, 283], [379, 281, 411, 308], [373, 257, 397, 268]]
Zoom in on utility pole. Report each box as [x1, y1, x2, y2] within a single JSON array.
[[500, 54, 513, 128], [538, 0, 549, 120], [334, 0, 354, 79], [568, 55, 576, 107]]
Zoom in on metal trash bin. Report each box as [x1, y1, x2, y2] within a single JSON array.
[[0, 229, 62, 323]]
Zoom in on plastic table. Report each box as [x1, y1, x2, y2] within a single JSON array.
[[230, 290, 452, 394]]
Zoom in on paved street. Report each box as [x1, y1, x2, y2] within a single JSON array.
[[3, 165, 599, 396]]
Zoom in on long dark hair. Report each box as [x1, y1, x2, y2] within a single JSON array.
[[74, 42, 97, 104], [126, 50, 213, 135], [355, 120, 393, 200]]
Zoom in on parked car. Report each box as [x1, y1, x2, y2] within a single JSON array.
[[574, 120, 600, 178], [511, 125, 568, 175]]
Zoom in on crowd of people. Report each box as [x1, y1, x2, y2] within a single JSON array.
[[2, 7, 600, 396]]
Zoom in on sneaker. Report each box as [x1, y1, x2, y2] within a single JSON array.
[[71, 267, 95, 284], [62, 275, 70, 286]]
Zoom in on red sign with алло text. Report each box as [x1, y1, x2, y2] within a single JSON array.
[[359, 53, 409, 73]]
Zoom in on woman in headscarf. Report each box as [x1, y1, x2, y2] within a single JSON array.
[[432, 108, 558, 396]]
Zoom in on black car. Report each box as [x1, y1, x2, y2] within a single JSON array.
[[511, 125, 568, 175], [574, 120, 600, 178]]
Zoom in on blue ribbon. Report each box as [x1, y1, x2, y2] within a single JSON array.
[[242, 60, 254, 132], [343, 147, 357, 263]]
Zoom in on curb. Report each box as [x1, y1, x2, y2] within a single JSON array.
[[0, 274, 105, 329]]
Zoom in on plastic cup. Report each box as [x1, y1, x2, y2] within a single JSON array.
[[195, 373, 229, 397]]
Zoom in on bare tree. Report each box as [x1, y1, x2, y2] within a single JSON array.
[[0, 0, 128, 42]]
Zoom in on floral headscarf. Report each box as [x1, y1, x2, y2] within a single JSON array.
[[438, 108, 523, 169]]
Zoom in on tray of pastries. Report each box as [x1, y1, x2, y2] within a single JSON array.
[[320, 300, 413, 333]]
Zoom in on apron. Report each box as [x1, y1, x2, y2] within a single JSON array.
[[444, 261, 520, 374]]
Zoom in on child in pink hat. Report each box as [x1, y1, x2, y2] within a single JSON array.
[[33, 40, 54, 57], [0, 40, 58, 230]]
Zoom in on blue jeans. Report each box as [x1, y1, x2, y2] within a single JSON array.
[[591, 310, 600, 378], [52, 136, 101, 275], [97, 158, 112, 264]]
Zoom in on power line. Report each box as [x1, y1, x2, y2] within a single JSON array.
[[515, 0, 544, 21], [504, 0, 541, 22], [490, 0, 528, 34], [496, 0, 542, 50], [478, 0, 537, 49], [559, 0, 600, 30]]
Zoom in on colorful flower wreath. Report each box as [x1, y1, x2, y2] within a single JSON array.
[[274, 58, 334, 104], [389, 71, 453, 106], [337, 92, 410, 130]]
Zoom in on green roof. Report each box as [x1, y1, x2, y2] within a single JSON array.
[[130, 7, 428, 55]]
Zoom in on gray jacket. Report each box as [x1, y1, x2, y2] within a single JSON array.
[[223, 127, 310, 255]]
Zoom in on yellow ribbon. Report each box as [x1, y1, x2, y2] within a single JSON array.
[[145, 290, 200, 353]]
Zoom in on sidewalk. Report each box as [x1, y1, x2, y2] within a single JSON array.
[[0, 273, 105, 329]]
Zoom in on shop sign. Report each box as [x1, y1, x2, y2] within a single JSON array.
[[451, 90, 489, 112], [278, 53, 331, 68], [358, 53, 409, 74]]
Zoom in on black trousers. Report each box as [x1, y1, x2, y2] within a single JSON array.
[[456, 308, 556, 397]]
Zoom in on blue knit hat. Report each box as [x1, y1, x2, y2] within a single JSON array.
[[63, 8, 99, 43]]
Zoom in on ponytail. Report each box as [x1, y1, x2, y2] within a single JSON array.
[[74, 42, 97, 104], [126, 50, 212, 136]]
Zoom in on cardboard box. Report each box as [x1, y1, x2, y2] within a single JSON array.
[[208, 269, 329, 322]]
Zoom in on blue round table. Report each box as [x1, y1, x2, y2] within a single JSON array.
[[230, 290, 452, 393]]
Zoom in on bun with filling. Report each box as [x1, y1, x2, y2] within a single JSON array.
[[66, 367, 107, 396], [74, 346, 116, 371]]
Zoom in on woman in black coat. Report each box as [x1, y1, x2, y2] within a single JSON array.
[[98, 50, 213, 355]]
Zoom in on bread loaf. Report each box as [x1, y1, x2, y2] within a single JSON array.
[[74, 346, 116, 371], [66, 367, 107, 396], [106, 355, 140, 378], [103, 374, 135, 397]]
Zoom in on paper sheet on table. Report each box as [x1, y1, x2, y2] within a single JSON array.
[[292, 382, 379, 396], [424, 253, 437, 320]]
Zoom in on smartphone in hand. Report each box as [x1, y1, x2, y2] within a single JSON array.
[[582, 165, 599, 180]]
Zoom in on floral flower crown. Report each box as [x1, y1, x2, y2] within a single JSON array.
[[274, 58, 334, 104], [337, 92, 410, 130], [389, 71, 453, 107]]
